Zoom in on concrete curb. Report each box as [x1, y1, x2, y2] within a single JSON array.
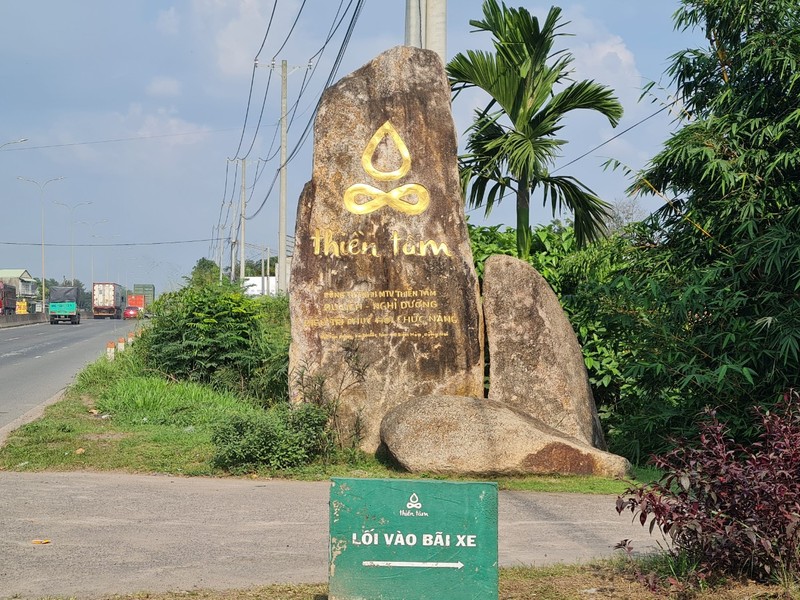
[[0, 390, 65, 447]]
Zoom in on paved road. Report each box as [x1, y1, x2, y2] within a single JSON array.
[[0, 318, 137, 434], [0, 471, 663, 599]]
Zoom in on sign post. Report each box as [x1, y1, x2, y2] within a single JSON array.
[[329, 478, 498, 599]]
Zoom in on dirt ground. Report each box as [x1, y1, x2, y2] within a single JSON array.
[[43, 567, 787, 600]]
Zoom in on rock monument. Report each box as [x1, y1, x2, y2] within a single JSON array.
[[288, 46, 484, 452], [483, 254, 606, 449], [289, 44, 629, 477], [381, 395, 629, 478]]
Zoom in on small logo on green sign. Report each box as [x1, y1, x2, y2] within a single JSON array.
[[329, 478, 498, 599]]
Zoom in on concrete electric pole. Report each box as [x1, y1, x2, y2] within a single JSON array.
[[405, 0, 447, 63]]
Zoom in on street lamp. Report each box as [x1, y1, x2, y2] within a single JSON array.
[[53, 200, 92, 284], [77, 220, 108, 285], [1, 138, 28, 150], [90, 233, 120, 281], [17, 176, 65, 311]]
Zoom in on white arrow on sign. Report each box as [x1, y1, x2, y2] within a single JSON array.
[[362, 561, 464, 569]]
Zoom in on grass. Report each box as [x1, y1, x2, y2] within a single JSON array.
[[4, 348, 796, 599], [0, 384, 654, 489], [19, 563, 792, 600], [0, 350, 657, 493]]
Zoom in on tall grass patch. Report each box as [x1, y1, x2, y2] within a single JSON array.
[[70, 347, 144, 397], [96, 376, 255, 428]]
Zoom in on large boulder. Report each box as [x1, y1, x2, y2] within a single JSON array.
[[483, 254, 606, 449], [288, 46, 483, 452], [380, 395, 630, 478]]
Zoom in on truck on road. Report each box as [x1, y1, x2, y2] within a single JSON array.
[[127, 294, 146, 311], [92, 282, 126, 319], [49, 286, 81, 324], [0, 282, 17, 315], [133, 283, 155, 308]]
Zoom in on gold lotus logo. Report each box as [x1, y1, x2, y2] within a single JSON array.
[[343, 121, 430, 216]]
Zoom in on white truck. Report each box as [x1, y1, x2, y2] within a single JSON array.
[[92, 282, 126, 319]]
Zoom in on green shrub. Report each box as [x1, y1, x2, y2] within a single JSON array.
[[211, 403, 329, 472], [136, 281, 290, 404], [139, 281, 260, 381]]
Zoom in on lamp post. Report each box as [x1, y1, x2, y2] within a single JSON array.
[[17, 176, 65, 312], [1, 138, 28, 150], [77, 220, 108, 286], [53, 200, 92, 284], [90, 233, 120, 281]]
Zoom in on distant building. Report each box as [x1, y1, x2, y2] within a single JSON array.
[[0, 269, 38, 299], [242, 276, 279, 296]]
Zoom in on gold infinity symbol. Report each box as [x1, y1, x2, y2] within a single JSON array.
[[343, 183, 430, 215]]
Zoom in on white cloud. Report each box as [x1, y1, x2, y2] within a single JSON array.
[[146, 76, 182, 98], [43, 104, 212, 179], [573, 37, 639, 88], [190, 0, 282, 78], [156, 7, 180, 36], [134, 106, 210, 147]]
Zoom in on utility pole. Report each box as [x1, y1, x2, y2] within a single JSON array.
[[18, 176, 64, 312], [53, 200, 92, 284], [239, 158, 247, 281], [253, 58, 311, 293], [278, 59, 288, 294], [266, 246, 271, 295], [216, 226, 224, 283], [405, 0, 447, 63], [229, 226, 236, 283], [260, 252, 265, 295], [405, 0, 423, 47]]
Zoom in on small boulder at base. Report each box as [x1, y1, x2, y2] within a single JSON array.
[[483, 254, 606, 449], [380, 395, 631, 478]]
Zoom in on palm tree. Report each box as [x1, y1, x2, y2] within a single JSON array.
[[447, 0, 623, 259]]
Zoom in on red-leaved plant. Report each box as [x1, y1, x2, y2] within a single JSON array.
[[616, 389, 800, 582]]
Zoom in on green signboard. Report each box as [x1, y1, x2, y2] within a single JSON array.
[[329, 478, 498, 600]]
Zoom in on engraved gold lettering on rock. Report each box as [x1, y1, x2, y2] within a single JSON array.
[[344, 121, 430, 216], [309, 228, 451, 257]]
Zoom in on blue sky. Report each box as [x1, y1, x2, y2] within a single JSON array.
[[0, 1, 704, 295]]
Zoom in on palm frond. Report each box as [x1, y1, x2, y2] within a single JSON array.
[[540, 175, 611, 247], [448, 0, 623, 254]]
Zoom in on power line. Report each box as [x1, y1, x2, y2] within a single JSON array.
[[462, 99, 683, 215], [222, 0, 355, 235], [230, 1, 280, 161], [245, 0, 366, 221], [254, 1, 357, 167], [270, 0, 308, 61], [286, 0, 365, 165], [238, 68, 276, 160], [254, 1, 280, 60], [231, 0, 310, 161], [1, 128, 240, 151], [553, 101, 676, 173], [1, 239, 220, 248]]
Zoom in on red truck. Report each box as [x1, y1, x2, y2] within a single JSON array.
[[128, 294, 146, 310]]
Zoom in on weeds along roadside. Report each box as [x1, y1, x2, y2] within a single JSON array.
[[0, 343, 651, 492], [0, 287, 652, 492]]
